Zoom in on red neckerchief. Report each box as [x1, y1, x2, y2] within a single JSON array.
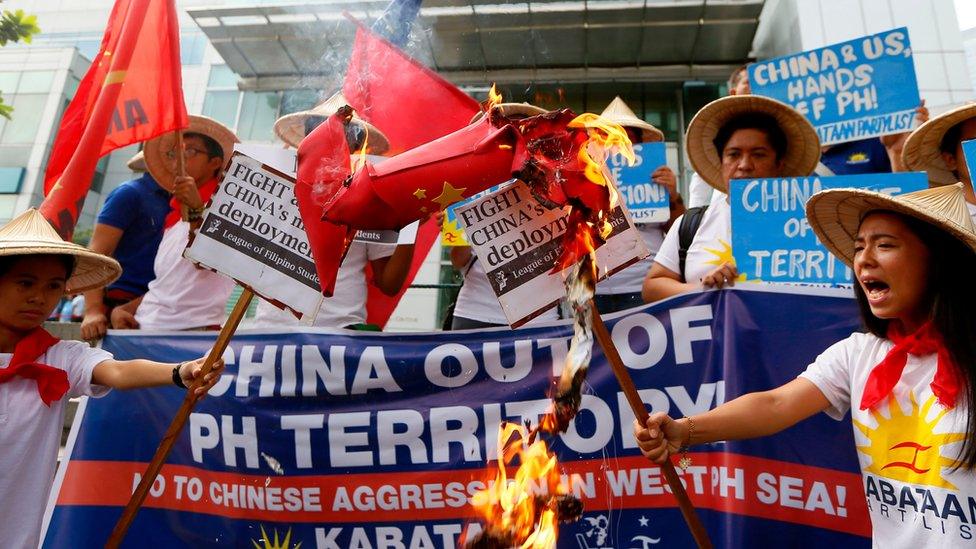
[[163, 177, 219, 229], [860, 321, 960, 410], [0, 327, 67, 406]]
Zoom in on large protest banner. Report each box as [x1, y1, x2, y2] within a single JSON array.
[[43, 286, 874, 548], [749, 27, 920, 146], [607, 142, 669, 223], [731, 172, 927, 285]]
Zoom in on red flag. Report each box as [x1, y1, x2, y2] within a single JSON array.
[[40, 0, 187, 238], [342, 23, 480, 153], [341, 22, 482, 328]]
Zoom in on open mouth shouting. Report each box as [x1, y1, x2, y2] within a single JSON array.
[[860, 276, 890, 306]]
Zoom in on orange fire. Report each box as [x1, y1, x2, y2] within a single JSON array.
[[468, 422, 567, 548], [487, 83, 504, 111], [567, 113, 634, 239], [351, 127, 369, 172]]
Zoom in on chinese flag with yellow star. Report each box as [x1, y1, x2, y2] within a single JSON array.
[[40, 0, 187, 238]]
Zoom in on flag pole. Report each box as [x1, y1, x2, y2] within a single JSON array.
[[588, 297, 714, 548], [175, 131, 190, 221], [105, 287, 255, 548]]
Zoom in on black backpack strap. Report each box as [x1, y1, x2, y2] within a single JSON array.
[[677, 205, 708, 282]]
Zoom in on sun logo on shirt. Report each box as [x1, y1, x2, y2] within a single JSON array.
[[703, 239, 748, 282], [251, 525, 302, 549], [853, 394, 966, 489], [846, 152, 869, 164]]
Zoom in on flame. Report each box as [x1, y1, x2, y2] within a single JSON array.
[[469, 422, 564, 548], [568, 112, 634, 212], [351, 123, 369, 172], [488, 83, 503, 110]]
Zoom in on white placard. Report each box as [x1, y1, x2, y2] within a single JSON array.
[[456, 180, 649, 327], [185, 145, 324, 322]]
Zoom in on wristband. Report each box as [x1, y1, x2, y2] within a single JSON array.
[[678, 416, 695, 470], [172, 363, 188, 389]]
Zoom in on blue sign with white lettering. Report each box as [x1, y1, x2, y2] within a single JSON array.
[[608, 142, 669, 223], [962, 139, 976, 184], [731, 172, 927, 285], [748, 27, 920, 146]]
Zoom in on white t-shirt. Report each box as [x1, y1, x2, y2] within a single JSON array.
[[0, 340, 111, 548], [653, 197, 732, 283], [252, 242, 395, 328], [687, 172, 715, 209], [136, 222, 235, 330], [453, 255, 560, 325], [596, 222, 666, 295], [801, 332, 976, 548]]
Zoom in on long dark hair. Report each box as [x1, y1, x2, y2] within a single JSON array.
[[854, 211, 976, 468]]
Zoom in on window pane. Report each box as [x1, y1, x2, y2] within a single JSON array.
[[238, 91, 280, 141], [18, 71, 55, 93], [280, 89, 319, 115], [208, 64, 238, 88], [0, 72, 19, 93], [181, 33, 206, 65], [0, 167, 24, 193], [202, 90, 240, 129], [1, 94, 48, 144]]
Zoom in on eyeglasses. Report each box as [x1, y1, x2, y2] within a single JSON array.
[[165, 147, 209, 160]]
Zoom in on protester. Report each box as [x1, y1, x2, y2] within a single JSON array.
[[113, 116, 239, 331], [902, 103, 976, 222], [252, 93, 416, 329], [80, 150, 170, 340], [592, 96, 684, 313], [634, 183, 976, 548], [0, 209, 223, 548], [642, 95, 820, 302], [686, 65, 753, 209], [448, 103, 561, 329]]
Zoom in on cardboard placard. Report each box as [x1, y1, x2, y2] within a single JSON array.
[[440, 184, 504, 246], [962, 139, 976, 184], [456, 180, 649, 327], [185, 146, 406, 323], [749, 27, 920, 146], [730, 172, 927, 285], [607, 141, 669, 223]]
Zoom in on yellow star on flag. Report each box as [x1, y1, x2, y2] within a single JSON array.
[[433, 181, 467, 209], [413, 188, 427, 200]]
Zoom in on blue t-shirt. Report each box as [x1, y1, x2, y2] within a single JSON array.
[[820, 138, 892, 175], [96, 173, 171, 295]]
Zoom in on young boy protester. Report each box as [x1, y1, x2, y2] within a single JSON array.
[[642, 95, 820, 302], [112, 116, 240, 331], [634, 183, 976, 547], [0, 209, 222, 548], [902, 103, 976, 223]]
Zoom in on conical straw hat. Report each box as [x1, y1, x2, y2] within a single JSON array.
[[0, 209, 121, 293], [144, 115, 240, 188], [599, 96, 664, 143], [469, 102, 548, 124], [126, 150, 146, 172], [274, 92, 390, 153], [685, 95, 821, 193], [902, 103, 976, 187], [806, 183, 976, 267]]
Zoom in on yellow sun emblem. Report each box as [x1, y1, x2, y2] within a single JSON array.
[[702, 239, 748, 282], [854, 394, 966, 490], [252, 525, 301, 549], [847, 152, 868, 163]]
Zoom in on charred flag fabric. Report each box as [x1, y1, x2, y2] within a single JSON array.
[[43, 287, 872, 548], [40, 0, 186, 238]]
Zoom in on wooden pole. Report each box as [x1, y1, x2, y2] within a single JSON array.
[[174, 131, 190, 221], [590, 303, 714, 549], [105, 287, 255, 548]]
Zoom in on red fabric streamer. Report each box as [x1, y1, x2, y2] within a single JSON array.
[[40, 0, 187, 239]]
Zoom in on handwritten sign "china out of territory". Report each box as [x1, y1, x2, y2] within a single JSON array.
[[749, 27, 920, 146]]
